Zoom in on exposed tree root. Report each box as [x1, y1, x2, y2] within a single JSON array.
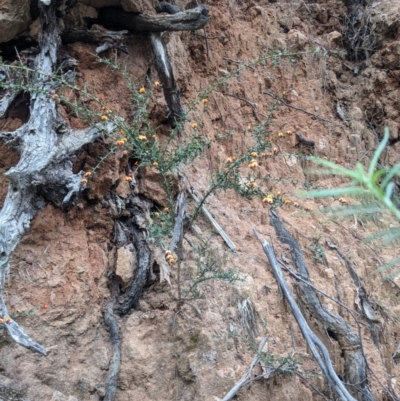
[[267, 210, 375, 401], [254, 227, 358, 401], [104, 298, 121, 401], [98, 6, 209, 33], [0, 0, 114, 355]]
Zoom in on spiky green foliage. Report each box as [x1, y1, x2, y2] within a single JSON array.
[[301, 127, 400, 278]]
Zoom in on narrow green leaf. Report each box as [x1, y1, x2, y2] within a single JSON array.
[[375, 256, 400, 274], [365, 227, 400, 243], [381, 164, 400, 189], [368, 127, 389, 179], [298, 187, 364, 198]]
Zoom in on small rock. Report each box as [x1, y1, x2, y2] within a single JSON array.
[[287, 29, 308, 50], [116, 245, 137, 286], [327, 31, 342, 47], [0, 0, 31, 43]]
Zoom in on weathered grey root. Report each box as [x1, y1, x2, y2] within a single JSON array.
[[104, 298, 121, 401], [150, 33, 185, 121], [111, 195, 152, 316], [0, 0, 113, 355], [98, 6, 209, 32], [254, 228, 357, 401], [61, 25, 128, 53], [268, 210, 375, 401], [222, 337, 269, 401]]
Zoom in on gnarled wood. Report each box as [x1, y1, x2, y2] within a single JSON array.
[[268, 210, 375, 401], [150, 32, 184, 122], [254, 228, 357, 401], [61, 25, 128, 53], [0, 0, 114, 355], [98, 6, 209, 32]]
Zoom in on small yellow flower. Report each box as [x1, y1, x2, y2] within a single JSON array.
[[152, 162, 159, 167], [304, 206, 313, 211], [249, 181, 256, 188], [154, 212, 159, 217], [168, 258, 176, 265], [5, 317, 11, 324], [248, 161, 257, 169], [119, 129, 125, 135], [272, 147, 279, 155], [338, 197, 350, 205], [83, 172, 92, 178], [226, 157, 233, 164], [269, 136, 276, 141], [278, 132, 284, 137], [284, 199, 292, 205], [51, 94, 58, 100], [80, 178, 87, 185], [286, 130, 293, 135], [293, 202, 300, 208], [262, 197, 273, 204], [139, 87, 146, 94], [151, 134, 157, 139], [138, 135, 148, 141], [101, 115, 108, 121], [115, 140, 124, 146], [154, 81, 161, 87], [236, 247, 242, 252], [251, 152, 258, 158], [201, 98, 208, 104], [247, 125, 252, 131], [191, 122, 198, 129], [163, 207, 169, 213], [261, 152, 267, 157]]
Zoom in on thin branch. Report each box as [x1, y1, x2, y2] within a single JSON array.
[[264, 90, 336, 124], [222, 336, 269, 400], [189, 189, 237, 251], [224, 93, 261, 123]]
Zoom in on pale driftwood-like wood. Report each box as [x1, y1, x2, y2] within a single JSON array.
[[254, 228, 358, 401], [222, 337, 269, 401], [190, 189, 237, 252], [98, 6, 209, 32], [150, 33, 184, 121], [0, 0, 114, 355], [268, 210, 376, 401]]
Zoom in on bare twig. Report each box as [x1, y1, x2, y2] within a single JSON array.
[[189, 189, 237, 251], [264, 90, 336, 124], [224, 93, 261, 123], [222, 337, 269, 401]]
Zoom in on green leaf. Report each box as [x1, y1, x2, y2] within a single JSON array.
[[298, 187, 365, 199], [368, 127, 389, 179]]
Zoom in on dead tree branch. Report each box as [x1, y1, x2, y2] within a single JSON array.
[[253, 228, 357, 401]]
